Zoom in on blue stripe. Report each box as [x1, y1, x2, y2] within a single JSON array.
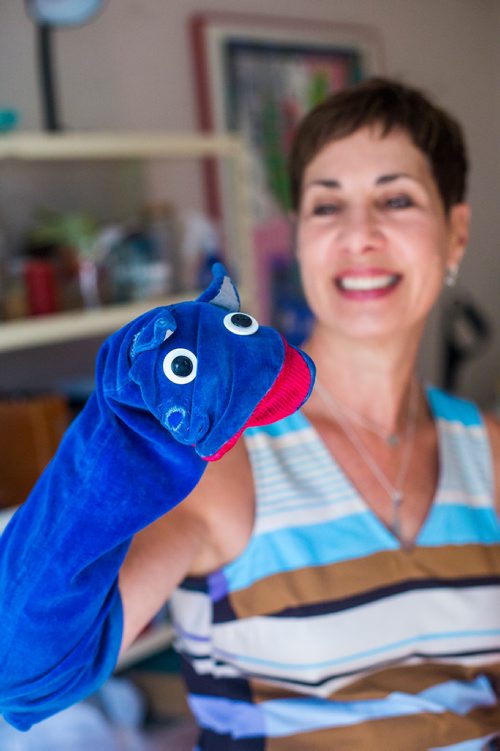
[[426, 386, 482, 426], [418, 507, 500, 546], [188, 695, 265, 738], [188, 675, 496, 738], [419, 674, 497, 714], [224, 512, 395, 592], [245, 412, 308, 438], [224, 507, 500, 594]]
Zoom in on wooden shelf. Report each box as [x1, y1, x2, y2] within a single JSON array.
[[0, 131, 244, 161], [0, 292, 196, 353]]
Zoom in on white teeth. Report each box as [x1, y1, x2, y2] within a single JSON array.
[[338, 275, 398, 291]]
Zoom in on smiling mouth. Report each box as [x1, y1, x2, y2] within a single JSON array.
[[336, 274, 401, 292]]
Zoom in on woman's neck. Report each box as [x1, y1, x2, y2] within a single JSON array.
[[302, 324, 424, 432]]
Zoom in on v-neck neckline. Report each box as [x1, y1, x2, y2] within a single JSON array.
[[297, 385, 446, 551]]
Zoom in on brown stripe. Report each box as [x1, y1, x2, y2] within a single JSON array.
[[266, 705, 500, 751], [250, 660, 500, 703], [229, 544, 500, 619]]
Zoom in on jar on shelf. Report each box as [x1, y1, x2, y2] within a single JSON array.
[[140, 202, 180, 295]]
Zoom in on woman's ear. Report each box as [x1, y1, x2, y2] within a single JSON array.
[[447, 202, 471, 268]]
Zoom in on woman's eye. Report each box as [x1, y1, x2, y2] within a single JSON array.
[[163, 348, 198, 384], [313, 203, 340, 216], [385, 195, 414, 209]]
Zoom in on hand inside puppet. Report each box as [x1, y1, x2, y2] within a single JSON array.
[[0, 263, 315, 730]]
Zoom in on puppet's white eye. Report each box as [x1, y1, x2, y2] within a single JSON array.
[[223, 312, 259, 336], [163, 348, 198, 384]]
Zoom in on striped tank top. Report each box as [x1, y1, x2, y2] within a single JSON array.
[[169, 387, 500, 750]]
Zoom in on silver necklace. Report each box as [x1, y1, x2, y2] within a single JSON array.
[[315, 380, 419, 541], [315, 390, 405, 446]]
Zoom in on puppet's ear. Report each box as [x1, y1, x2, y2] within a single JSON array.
[[196, 262, 240, 312], [130, 310, 177, 359]]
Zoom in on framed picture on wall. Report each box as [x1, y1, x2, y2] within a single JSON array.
[[190, 12, 384, 337]]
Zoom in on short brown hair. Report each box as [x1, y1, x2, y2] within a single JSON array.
[[288, 77, 468, 213]]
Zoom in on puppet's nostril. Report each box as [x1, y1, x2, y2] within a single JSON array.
[[164, 407, 187, 432]]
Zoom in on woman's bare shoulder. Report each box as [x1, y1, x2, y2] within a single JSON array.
[[176, 437, 256, 574]]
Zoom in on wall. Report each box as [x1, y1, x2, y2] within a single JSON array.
[[0, 0, 498, 405]]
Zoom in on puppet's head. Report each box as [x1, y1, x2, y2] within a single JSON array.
[[107, 263, 315, 461]]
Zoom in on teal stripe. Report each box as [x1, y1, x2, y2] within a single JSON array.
[[418, 506, 500, 546], [224, 505, 499, 593], [224, 512, 395, 592], [245, 411, 308, 438], [427, 386, 482, 426]]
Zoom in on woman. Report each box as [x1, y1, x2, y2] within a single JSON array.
[[120, 78, 500, 749], [3, 78, 499, 748]]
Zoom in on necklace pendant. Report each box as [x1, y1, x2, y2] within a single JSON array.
[[392, 492, 403, 508], [391, 492, 403, 538], [386, 434, 400, 447]]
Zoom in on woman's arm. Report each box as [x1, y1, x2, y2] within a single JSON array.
[[485, 414, 500, 516], [118, 439, 255, 656]]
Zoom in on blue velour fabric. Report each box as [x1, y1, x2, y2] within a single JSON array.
[[0, 264, 315, 730]]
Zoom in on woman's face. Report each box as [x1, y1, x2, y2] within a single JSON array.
[[296, 126, 469, 342]]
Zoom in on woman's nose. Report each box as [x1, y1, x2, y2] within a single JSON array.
[[339, 206, 382, 255]]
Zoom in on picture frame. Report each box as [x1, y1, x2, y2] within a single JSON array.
[[190, 12, 384, 332]]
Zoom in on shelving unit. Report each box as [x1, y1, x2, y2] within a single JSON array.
[[0, 131, 254, 668], [0, 131, 254, 352]]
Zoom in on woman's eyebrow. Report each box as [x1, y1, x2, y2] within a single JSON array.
[[376, 172, 416, 184], [305, 173, 418, 190], [305, 179, 341, 189]]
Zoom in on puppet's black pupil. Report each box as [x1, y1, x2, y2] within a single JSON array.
[[231, 313, 252, 328], [171, 356, 193, 377]]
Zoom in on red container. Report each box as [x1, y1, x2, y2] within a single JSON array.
[[23, 259, 59, 316]]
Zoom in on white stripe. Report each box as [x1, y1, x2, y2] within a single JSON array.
[[169, 589, 212, 651], [254, 497, 366, 535], [185, 656, 243, 680], [438, 422, 484, 439], [435, 490, 493, 508], [188, 652, 500, 700], [211, 587, 500, 685]]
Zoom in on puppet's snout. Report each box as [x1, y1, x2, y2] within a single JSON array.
[[163, 405, 209, 446], [164, 406, 188, 434]]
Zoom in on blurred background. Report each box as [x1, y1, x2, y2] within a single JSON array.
[[0, 0, 498, 404]]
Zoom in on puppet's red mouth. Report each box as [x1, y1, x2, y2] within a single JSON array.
[[206, 337, 315, 461]]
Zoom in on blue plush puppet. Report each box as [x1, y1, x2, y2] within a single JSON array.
[[0, 263, 315, 730]]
